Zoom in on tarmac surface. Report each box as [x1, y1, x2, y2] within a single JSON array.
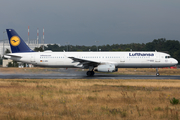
[[0, 73, 179, 79], [0, 68, 179, 79]]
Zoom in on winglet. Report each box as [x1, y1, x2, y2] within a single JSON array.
[[6, 29, 34, 53]]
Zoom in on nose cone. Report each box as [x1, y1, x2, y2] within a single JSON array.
[[173, 58, 178, 65]]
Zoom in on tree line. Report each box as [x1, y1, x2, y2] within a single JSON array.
[[35, 38, 180, 64]]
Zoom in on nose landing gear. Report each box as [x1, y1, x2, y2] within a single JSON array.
[[156, 68, 160, 76]]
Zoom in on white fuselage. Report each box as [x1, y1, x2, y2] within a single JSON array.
[[6, 51, 178, 68]]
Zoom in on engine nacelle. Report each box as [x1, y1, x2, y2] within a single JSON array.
[[95, 64, 118, 72]]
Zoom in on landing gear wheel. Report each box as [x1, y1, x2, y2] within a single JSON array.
[[156, 73, 160, 76], [86, 71, 95, 76], [156, 68, 160, 76], [86, 71, 91, 76], [91, 71, 95, 76]]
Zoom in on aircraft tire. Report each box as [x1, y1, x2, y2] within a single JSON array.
[[156, 73, 160, 76], [86, 71, 91, 76], [91, 71, 95, 76], [86, 71, 94, 76]]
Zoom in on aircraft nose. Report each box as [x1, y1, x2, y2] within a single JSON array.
[[173, 59, 178, 64]]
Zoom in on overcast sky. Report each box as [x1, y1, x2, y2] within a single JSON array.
[[0, 0, 180, 46]]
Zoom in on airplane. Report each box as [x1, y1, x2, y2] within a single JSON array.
[[4, 29, 178, 76]]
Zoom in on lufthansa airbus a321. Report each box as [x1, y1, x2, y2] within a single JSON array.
[[4, 29, 178, 76]]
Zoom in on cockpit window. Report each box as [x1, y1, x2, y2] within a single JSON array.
[[165, 56, 172, 58]]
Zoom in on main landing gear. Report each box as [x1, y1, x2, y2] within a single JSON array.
[[86, 71, 95, 76], [156, 68, 160, 76], [86, 66, 95, 76]]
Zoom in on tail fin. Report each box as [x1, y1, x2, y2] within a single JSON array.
[[6, 29, 33, 53]]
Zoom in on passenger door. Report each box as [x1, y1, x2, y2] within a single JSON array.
[[30, 54, 35, 63], [155, 53, 160, 62]]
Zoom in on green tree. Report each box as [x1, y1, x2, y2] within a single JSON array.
[[7, 61, 18, 67], [5, 49, 11, 54], [34, 46, 44, 52], [173, 50, 180, 65]]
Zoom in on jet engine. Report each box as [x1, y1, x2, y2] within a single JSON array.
[[95, 64, 118, 72]]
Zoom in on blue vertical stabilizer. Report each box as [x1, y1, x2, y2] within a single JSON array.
[[6, 29, 33, 53]]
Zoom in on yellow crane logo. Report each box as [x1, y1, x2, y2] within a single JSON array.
[[10, 36, 21, 46]]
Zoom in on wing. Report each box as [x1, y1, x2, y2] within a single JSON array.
[[68, 57, 101, 68]]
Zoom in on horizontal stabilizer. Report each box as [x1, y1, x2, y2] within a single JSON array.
[[3, 54, 22, 59]]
